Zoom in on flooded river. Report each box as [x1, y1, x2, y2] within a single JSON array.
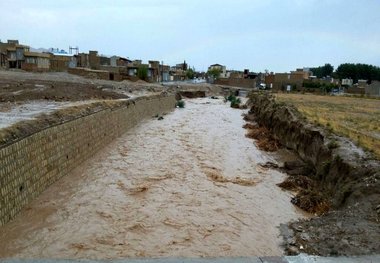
[[0, 97, 306, 259]]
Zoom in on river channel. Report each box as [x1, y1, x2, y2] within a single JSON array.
[[0, 97, 306, 258]]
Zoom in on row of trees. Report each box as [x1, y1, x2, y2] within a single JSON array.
[[335, 63, 380, 83], [310, 64, 334, 78], [311, 63, 380, 83]]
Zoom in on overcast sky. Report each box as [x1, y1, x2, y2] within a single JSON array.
[[1, 0, 379, 72]]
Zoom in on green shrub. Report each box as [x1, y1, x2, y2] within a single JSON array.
[[230, 97, 241, 108], [226, 93, 242, 108], [137, 65, 148, 80], [227, 94, 235, 101], [327, 139, 339, 149], [176, 100, 185, 108]]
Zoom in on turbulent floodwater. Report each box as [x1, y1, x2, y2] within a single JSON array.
[[0, 98, 306, 259]]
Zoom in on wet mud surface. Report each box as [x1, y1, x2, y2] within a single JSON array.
[[0, 78, 128, 103], [0, 98, 306, 259], [0, 100, 100, 129]]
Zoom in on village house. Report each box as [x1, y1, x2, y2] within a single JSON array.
[[175, 61, 188, 71], [148, 60, 160, 82], [99, 55, 111, 66], [344, 79, 368, 95], [0, 51, 6, 68], [75, 51, 101, 69], [213, 67, 257, 89], [341, 78, 353, 87], [229, 70, 243, 79], [357, 79, 368, 88], [168, 61, 188, 81], [49, 49, 76, 71], [365, 81, 380, 97], [110, 56, 131, 67], [208, 63, 228, 78], [271, 68, 310, 91], [272, 73, 303, 91], [21, 51, 50, 71], [170, 67, 185, 81], [264, 72, 275, 89], [88, 51, 100, 70], [75, 53, 90, 68], [0, 40, 7, 68], [126, 60, 142, 79], [0, 40, 30, 69], [161, 65, 170, 82]]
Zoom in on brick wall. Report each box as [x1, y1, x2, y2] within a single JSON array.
[[21, 63, 49, 72], [273, 73, 304, 91], [346, 87, 365, 95], [0, 94, 176, 225], [214, 78, 256, 89]]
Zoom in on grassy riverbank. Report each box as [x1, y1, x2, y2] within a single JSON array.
[[275, 93, 380, 159]]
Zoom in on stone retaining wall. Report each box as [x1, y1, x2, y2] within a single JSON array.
[[0, 94, 176, 225]]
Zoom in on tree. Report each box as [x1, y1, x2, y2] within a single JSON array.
[[311, 63, 334, 78], [207, 68, 221, 79], [137, 65, 148, 81], [186, 68, 195, 79], [335, 63, 380, 83]]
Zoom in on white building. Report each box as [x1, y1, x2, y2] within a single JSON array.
[[342, 78, 353, 86]]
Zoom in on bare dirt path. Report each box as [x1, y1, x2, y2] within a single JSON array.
[[0, 98, 306, 259]]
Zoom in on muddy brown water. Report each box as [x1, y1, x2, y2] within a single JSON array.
[[0, 98, 307, 259]]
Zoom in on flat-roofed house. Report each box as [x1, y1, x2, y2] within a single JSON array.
[[22, 52, 50, 71]]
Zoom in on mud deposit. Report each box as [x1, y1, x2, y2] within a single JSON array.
[[0, 98, 306, 259]]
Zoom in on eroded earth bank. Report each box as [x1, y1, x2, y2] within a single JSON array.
[[247, 93, 380, 256], [0, 97, 306, 259]]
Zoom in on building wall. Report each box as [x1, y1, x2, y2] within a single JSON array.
[[215, 78, 256, 89], [265, 74, 275, 88], [229, 72, 243, 78], [273, 73, 304, 91], [50, 55, 76, 71], [342, 78, 353, 86], [37, 57, 50, 69], [365, 81, 380, 97], [0, 94, 176, 226], [21, 57, 50, 72], [346, 87, 365, 95], [99, 56, 110, 66], [76, 53, 90, 68], [0, 53, 6, 68], [89, 51, 100, 70]]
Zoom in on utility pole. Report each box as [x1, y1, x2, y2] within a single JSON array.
[[69, 46, 79, 55], [161, 61, 164, 82]]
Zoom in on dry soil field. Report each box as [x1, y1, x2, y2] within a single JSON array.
[[275, 93, 380, 159]]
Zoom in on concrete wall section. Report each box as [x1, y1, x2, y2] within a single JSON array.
[[0, 95, 176, 226]]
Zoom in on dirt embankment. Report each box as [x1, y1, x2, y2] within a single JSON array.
[[247, 93, 380, 256], [0, 79, 128, 102]]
